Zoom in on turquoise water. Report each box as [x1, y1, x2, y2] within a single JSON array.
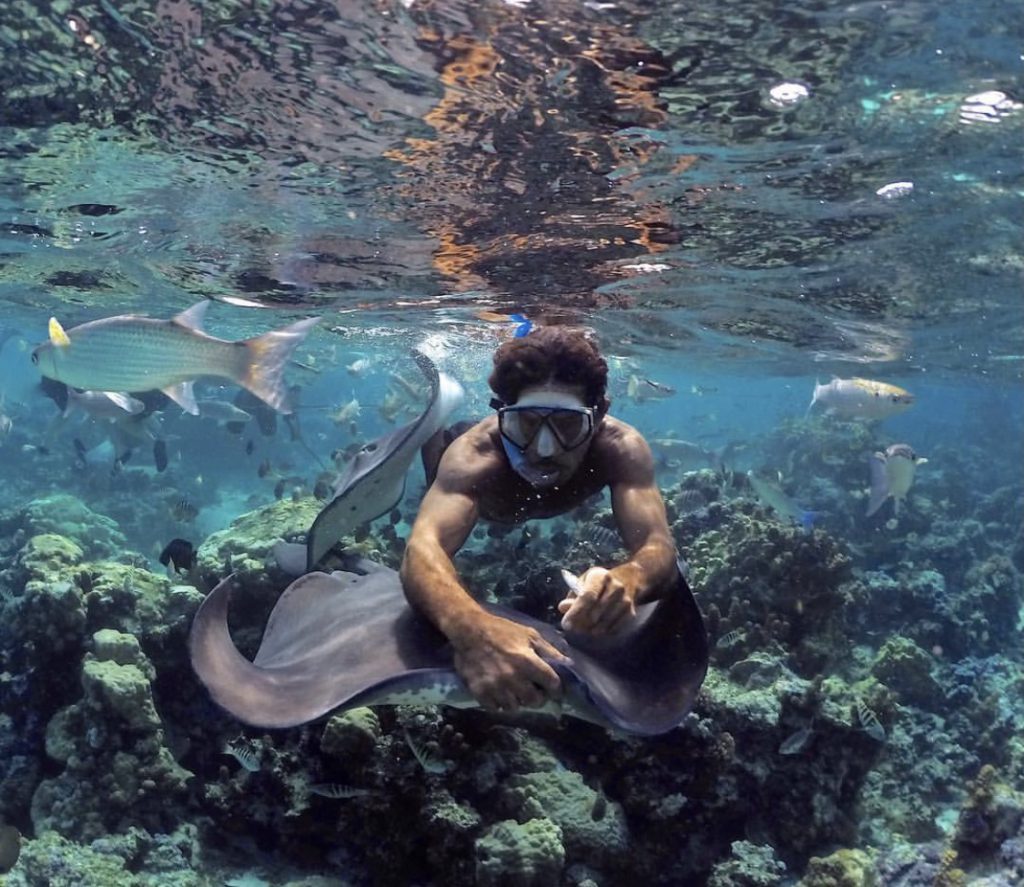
[[1, 1, 1022, 884]]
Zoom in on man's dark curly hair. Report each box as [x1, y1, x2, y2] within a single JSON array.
[[488, 327, 608, 407]]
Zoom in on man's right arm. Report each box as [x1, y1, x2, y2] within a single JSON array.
[[399, 438, 565, 711]]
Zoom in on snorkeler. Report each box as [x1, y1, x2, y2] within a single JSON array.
[[400, 327, 679, 714]]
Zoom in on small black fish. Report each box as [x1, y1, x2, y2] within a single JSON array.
[[153, 439, 168, 472], [159, 538, 196, 574], [389, 508, 402, 525], [258, 458, 273, 478], [234, 389, 277, 436], [313, 475, 333, 500], [171, 498, 199, 522], [245, 440, 254, 456], [39, 376, 70, 412], [0, 823, 20, 874], [274, 478, 287, 499]]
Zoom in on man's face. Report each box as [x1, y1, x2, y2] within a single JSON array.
[[498, 383, 597, 488]]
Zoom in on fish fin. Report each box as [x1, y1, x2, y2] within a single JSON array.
[[162, 381, 199, 415], [272, 540, 309, 577], [172, 301, 210, 331], [804, 380, 820, 419], [916, 456, 928, 465], [237, 317, 319, 414], [48, 317, 71, 347], [865, 452, 889, 516], [102, 391, 145, 414]]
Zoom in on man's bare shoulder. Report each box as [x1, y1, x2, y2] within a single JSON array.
[[434, 417, 506, 492], [592, 415, 656, 480], [595, 414, 650, 453]]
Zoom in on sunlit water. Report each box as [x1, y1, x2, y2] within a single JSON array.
[[0, 0, 1022, 884]]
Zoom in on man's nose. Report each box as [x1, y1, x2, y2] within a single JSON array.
[[534, 423, 558, 457]]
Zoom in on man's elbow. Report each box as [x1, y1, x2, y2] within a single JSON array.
[[399, 536, 434, 592]]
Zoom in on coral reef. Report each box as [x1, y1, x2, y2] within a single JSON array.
[[33, 628, 191, 841], [20, 494, 127, 560], [0, 398, 1021, 885], [474, 818, 565, 887], [195, 496, 323, 591], [707, 840, 788, 886]]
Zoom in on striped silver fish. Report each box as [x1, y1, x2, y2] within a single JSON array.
[[31, 301, 317, 415]]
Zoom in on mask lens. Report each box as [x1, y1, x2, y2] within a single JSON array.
[[548, 410, 589, 448], [499, 406, 592, 450]]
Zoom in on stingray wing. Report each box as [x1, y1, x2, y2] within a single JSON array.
[[303, 352, 464, 571], [191, 563, 708, 735], [189, 569, 467, 728]]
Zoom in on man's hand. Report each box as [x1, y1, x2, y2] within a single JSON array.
[[558, 566, 637, 635], [451, 613, 566, 713]]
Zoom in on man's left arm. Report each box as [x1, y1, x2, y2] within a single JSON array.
[[559, 427, 677, 634]]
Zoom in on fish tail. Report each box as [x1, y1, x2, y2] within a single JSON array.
[[799, 510, 820, 532], [237, 317, 319, 414]]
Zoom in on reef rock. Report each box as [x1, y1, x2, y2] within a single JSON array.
[[475, 817, 565, 887], [22, 494, 126, 560], [31, 631, 192, 841], [195, 496, 323, 591]]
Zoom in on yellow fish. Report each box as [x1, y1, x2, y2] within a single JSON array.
[[806, 377, 913, 421]]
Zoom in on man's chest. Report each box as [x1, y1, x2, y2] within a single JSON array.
[[477, 474, 606, 524]]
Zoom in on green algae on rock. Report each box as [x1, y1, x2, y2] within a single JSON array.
[[475, 817, 565, 887], [22, 494, 127, 559], [195, 496, 323, 588], [320, 706, 383, 760], [870, 636, 942, 710]]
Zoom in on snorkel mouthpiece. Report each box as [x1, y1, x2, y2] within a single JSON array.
[[501, 436, 562, 488]]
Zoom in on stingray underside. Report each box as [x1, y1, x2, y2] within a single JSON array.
[[292, 351, 463, 573]]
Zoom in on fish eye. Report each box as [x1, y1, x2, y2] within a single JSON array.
[[30, 352, 38, 364]]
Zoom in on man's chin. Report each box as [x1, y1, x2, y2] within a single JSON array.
[[526, 465, 572, 488]]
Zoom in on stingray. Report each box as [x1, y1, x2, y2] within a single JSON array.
[[274, 351, 464, 576], [190, 558, 708, 736]]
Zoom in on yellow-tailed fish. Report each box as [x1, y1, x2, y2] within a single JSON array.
[[746, 471, 819, 532], [866, 443, 927, 517], [32, 302, 317, 415], [806, 377, 913, 421]]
